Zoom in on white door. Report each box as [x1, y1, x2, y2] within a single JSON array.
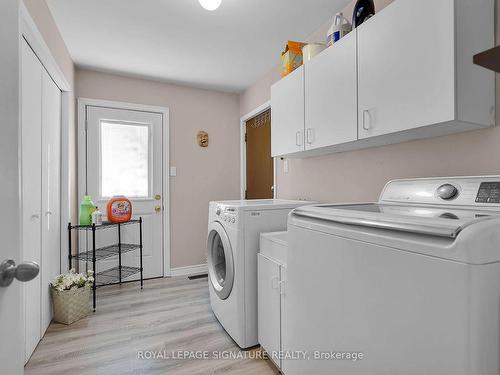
[[271, 66, 305, 157], [41, 70, 61, 334], [305, 30, 357, 150], [1, 31, 24, 371], [21, 39, 63, 362], [357, 0, 455, 139], [85, 106, 164, 279], [21, 40, 43, 362]]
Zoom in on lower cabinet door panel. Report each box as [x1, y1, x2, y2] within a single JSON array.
[[258, 254, 281, 368]]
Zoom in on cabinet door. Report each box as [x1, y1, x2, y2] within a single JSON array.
[[357, 0, 455, 139], [271, 66, 304, 157], [41, 69, 61, 335], [258, 254, 281, 367], [305, 31, 357, 150]]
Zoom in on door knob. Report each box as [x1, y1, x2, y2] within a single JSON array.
[[0, 260, 39, 287], [154, 205, 162, 213], [154, 194, 161, 201]]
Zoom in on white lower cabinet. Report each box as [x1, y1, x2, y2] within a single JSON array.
[[258, 253, 285, 369]]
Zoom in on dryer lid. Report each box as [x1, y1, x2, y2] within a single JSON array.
[[291, 203, 500, 238]]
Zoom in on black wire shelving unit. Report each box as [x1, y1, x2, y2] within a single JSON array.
[[68, 218, 143, 311]]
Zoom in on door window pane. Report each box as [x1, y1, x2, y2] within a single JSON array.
[[100, 121, 150, 198]]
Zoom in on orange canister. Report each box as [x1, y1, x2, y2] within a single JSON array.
[[106, 196, 132, 223]]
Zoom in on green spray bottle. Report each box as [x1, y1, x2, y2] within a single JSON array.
[[79, 195, 96, 225]]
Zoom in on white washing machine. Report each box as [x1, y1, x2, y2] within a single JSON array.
[[285, 176, 500, 375], [207, 199, 310, 349]]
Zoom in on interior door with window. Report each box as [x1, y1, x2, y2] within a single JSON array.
[[85, 106, 164, 279]]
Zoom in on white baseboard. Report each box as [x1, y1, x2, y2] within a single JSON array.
[[169, 263, 208, 277]]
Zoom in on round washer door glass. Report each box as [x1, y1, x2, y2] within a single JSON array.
[[207, 222, 234, 300]]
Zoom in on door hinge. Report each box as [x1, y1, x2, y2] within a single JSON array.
[[245, 190, 248, 199], [244, 133, 247, 142]]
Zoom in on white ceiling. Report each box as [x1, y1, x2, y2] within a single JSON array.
[[47, 0, 349, 92]]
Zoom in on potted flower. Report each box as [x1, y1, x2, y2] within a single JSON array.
[[50, 270, 94, 325]]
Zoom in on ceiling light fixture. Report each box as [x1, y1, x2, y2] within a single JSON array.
[[198, 0, 221, 11]]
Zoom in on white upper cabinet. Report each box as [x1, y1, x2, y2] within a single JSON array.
[[358, 0, 456, 138], [305, 30, 357, 150], [271, 66, 304, 157], [358, 0, 494, 140], [270, 0, 494, 158]]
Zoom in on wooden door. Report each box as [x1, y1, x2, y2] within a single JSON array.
[[271, 66, 304, 157], [246, 110, 273, 199], [357, 0, 455, 139]]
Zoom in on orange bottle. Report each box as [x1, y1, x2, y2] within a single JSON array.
[[106, 196, 132, 223]]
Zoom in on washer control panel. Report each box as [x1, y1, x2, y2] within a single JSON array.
[[476, 182, 500, 204], [215, 205, 237, 224]]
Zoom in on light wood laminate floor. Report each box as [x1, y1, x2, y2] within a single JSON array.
[[25, 276, 279, 375]]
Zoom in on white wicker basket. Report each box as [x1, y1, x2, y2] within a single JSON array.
[[51, 285, 91, 325]]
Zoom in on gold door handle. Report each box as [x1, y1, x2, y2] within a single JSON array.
[[155, 194, 161, 201], [155, 205, 161, 213]]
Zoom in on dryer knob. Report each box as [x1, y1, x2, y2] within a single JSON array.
[[437, 184, 458, 200]]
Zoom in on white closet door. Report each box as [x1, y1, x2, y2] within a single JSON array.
[[41, 70, 61, 335], [21, 40, 43, 363]]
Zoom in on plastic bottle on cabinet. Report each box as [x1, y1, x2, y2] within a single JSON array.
[[326, 12, 352, 47]]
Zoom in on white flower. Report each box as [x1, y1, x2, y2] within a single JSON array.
[[51, 270, 94, 291]]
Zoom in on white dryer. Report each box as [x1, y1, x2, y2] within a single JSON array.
[[207, 199, 310, 349], [284, 177, 500, 375]]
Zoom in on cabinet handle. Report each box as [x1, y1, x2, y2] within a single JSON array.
[[271, 276, 279, 290], [306, 128, 314, 145], [362, 110, 371, 131], [295, 130, 303, 146]]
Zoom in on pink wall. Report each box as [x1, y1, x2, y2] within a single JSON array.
[[75, 69, 241, 269], [240, 0, 500, 204]]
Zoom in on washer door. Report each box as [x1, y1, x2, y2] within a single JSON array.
[[207, 222, 234, 300]]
